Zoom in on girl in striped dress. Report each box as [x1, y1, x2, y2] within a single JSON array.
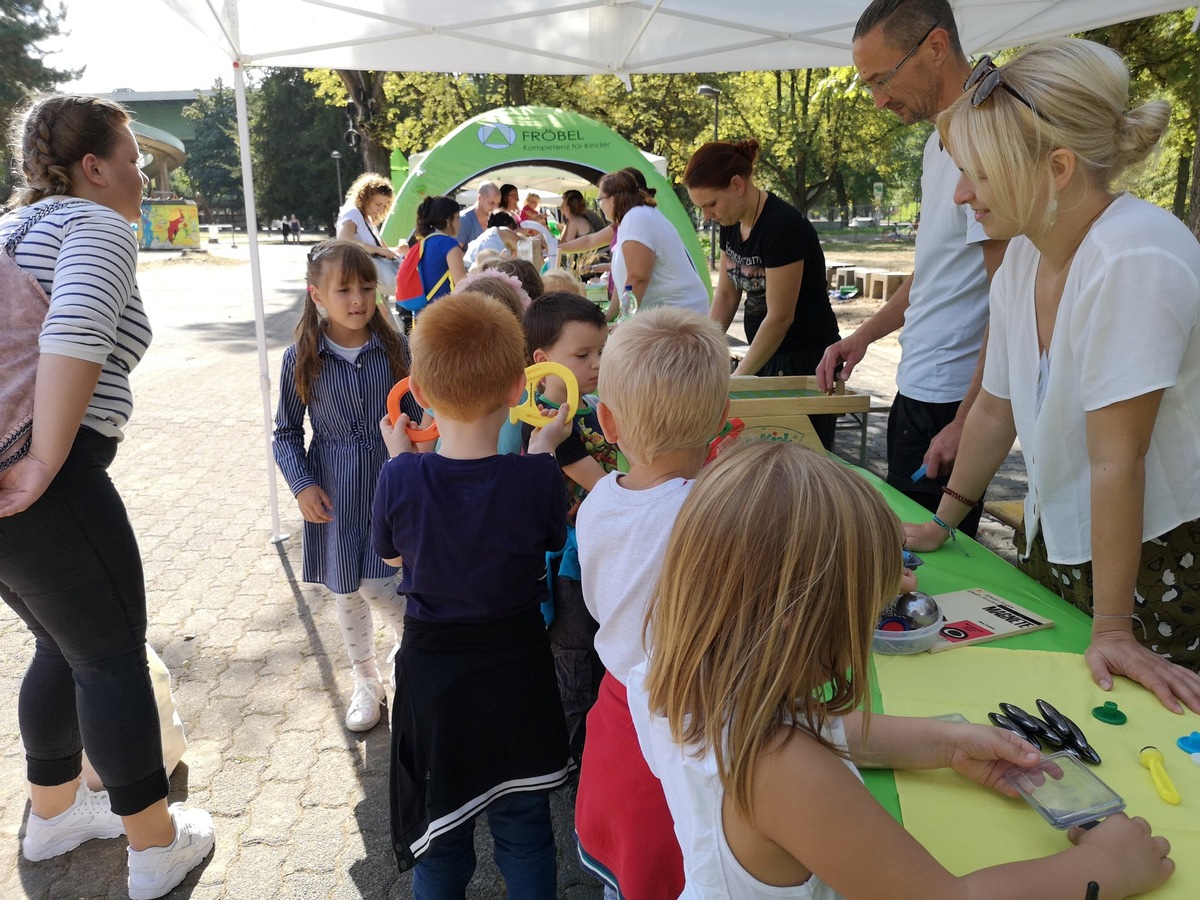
[[274, 240, 418, 732]]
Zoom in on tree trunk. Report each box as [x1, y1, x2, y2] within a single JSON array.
[[506, 74, 527, 106], [336, 70, 390, 175], [1173, 153, 1190, 220], [1187, 112, 1200, 239]]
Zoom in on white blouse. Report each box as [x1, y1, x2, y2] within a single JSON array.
[[983, 193, 1200, 563]]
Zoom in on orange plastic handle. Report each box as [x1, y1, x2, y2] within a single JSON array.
[[509, 362, 579, 427], [386, 378, 440, 442]]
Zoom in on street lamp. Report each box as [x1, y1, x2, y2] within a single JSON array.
[[697, 85, 722, 268], [331, 150, 344, 204]]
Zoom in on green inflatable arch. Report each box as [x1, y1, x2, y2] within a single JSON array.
[[381, 106, 708, 295]]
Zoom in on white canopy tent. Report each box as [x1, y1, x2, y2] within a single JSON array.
[[155, 0, 1197, 537]]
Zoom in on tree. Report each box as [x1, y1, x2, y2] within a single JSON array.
[[1082, 11, 1200, 234], [251, 68, 362, 227], [181, 80, 241, 216], [0, 1, 79, 200]]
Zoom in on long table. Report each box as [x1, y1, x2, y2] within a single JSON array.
[[859, 467, 1198, 896]]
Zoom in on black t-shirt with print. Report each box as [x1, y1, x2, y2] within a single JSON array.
[[720, 193, 839, 359]]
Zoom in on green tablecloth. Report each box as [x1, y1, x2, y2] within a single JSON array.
[[859, 467, 1199, 897]]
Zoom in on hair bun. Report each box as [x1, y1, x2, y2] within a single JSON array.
[[1114, 101, 1170, 170], [733, 139, 761, 163]]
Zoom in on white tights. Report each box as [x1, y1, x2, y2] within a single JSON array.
[[332, 577, 407, 680]]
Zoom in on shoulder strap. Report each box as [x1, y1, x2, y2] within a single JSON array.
[[4, 201, 66, 256]]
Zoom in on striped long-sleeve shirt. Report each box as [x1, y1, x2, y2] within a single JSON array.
[[0, 198, 150, 440]]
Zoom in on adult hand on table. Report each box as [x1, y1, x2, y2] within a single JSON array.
[[943, 724, 1041, 798], [815, 332, 869, 393], [1086, 629, 1200, 715], [902, 520, 950, 553]]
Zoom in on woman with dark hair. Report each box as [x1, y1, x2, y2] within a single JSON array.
[[683, 139, 841, 449], [0, 94, 214, 897], [463, 211, 545, 271], [498, 183, 521, 217], [407, 194, 466, 311], [559, 189, 606, 244], [598, 169, 709, 317]]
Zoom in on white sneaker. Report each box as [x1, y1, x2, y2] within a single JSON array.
[[127, 805, 215, 900], [345, 675, 385, 732], [23, 782, 126, 861]]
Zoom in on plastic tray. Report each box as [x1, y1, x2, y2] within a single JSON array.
[[1004, 752, 1125, 829]]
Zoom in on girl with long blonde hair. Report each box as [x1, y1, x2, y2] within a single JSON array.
[[632, 440, 1173, 899]]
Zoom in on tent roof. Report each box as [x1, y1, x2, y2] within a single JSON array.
[[163, 1, 1194, 76]]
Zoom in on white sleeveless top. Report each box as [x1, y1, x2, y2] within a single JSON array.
[[627, 663, 852, 900]]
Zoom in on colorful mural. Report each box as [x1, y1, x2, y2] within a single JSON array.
[[139, 201, 200, 250]]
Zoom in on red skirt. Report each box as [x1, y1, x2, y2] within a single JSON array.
[[575, 672, 683, 899]]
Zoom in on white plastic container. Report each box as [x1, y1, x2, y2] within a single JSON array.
[[871, 619, 943, 655]]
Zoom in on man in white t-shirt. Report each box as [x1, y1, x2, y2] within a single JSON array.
[[816, 0, 1007, 535]]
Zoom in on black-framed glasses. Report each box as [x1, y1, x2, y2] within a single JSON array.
[[963, 55, 1055, 124], [860, 21, 939, 94]]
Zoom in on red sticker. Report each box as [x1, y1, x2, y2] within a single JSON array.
[[940, 620, 994, 643]]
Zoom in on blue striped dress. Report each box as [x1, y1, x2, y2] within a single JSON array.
[[273, 332, 416, 594]]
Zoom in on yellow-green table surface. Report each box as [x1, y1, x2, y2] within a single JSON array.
[[858, 467, 1198, 895]]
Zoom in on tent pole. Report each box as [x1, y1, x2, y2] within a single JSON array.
[[232, 60, 288, 544]]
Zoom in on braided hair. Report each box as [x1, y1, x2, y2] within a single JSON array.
[[7, 94, 132, 207]]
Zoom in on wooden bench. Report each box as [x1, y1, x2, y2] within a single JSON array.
[[825, 260, 853, 288], [867, 270, 910, 302], [834, 401, 892, 468], [854, 266, 882, 296], [984, 500, 1023, 531]]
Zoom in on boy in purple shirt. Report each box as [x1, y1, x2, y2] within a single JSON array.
[[373, 291, 573, 897]]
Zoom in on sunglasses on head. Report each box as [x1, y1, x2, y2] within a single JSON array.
[[963, 55, 1055, 124]]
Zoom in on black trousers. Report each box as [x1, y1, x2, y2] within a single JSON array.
[[0, 428, 168, 815], [886, 393, 984, 538]]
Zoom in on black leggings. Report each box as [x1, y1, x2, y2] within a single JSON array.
[[0, 428, 168, 816]]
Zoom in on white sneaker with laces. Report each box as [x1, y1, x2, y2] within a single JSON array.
[[345, 675, 385, 732], [22, 781, 126, 861], [127, 805, 215, 900]]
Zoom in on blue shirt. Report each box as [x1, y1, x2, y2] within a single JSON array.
[[372, 451, 568, 623]]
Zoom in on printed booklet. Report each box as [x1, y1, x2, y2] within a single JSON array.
[[928, 588, 1054, 653]]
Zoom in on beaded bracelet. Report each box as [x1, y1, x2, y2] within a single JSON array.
[[931, 514, 957, 542], [941, 485, 981, 509]]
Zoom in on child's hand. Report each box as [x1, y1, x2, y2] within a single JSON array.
[[527, 403, 572, 456], [297, 485, 334, 523], [899, 567, 918, 594], [1068, 814, 1173, 896], [943, 724, 1041, 797], [379, 413, 415, 458]]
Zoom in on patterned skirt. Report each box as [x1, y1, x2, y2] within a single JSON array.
[[1016, 518, 1200, 670]]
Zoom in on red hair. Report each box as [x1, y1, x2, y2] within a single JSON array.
[[683, 140, 761, 189]]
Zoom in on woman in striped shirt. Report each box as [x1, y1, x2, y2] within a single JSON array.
[[0, 94, 214, 899]]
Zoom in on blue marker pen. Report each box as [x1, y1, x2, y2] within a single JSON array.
[[911, 464, 927, 482]]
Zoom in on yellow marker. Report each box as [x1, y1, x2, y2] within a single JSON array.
[[1140, 746, 1182, 805]]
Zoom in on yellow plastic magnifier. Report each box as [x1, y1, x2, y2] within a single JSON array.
[[510, 362, 579, 427], [1139, 746, 1181, 805]]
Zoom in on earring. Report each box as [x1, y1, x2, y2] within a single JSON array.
[[1046, 195, 1058, 227]]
